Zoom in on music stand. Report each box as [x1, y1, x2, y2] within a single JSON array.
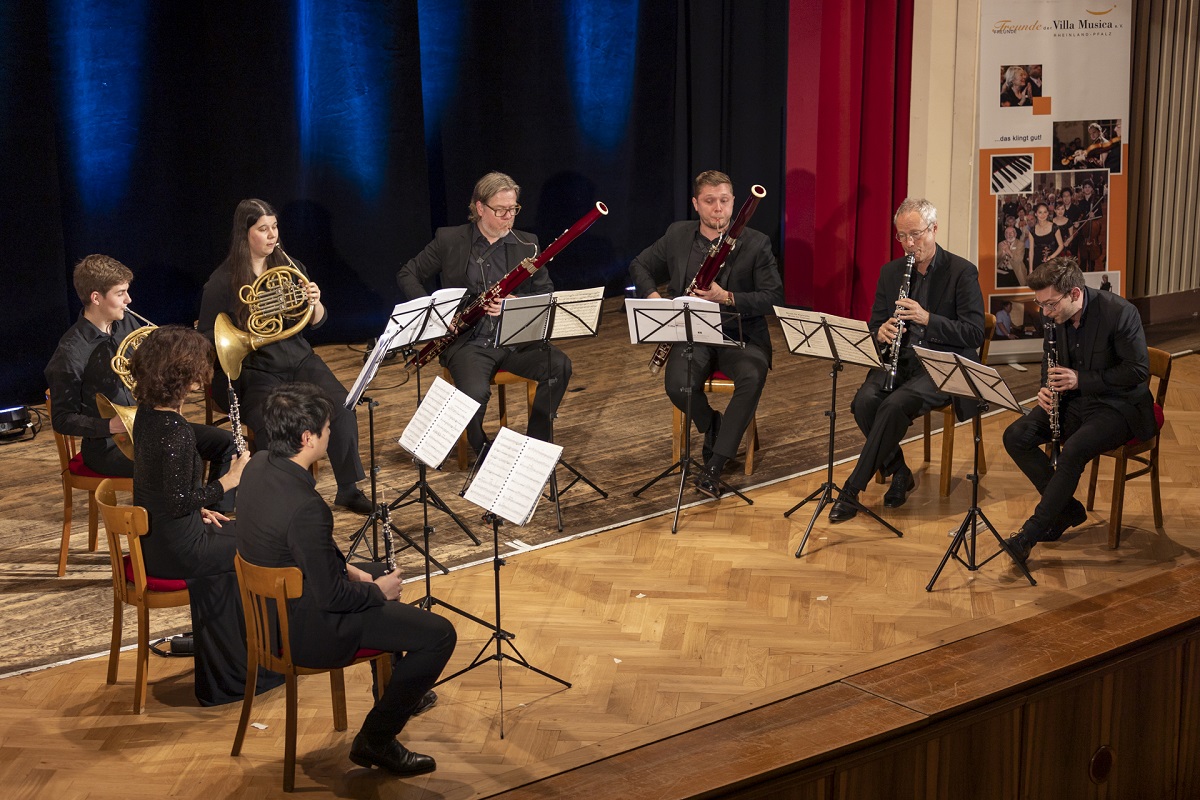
[[495, 288, 609, 531], [444, 427, 572, 738], [913, 347, 1037, 589], [773, 306, 904, 556], [627, 297, 751, 533]]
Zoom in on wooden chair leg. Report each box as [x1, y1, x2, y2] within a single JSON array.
[[134, 603, 150, 714], [1150, 442, 1163, 528], [375, 656, 392, 702], [744, 417, 758, 475], [58, 484, 73, 577], [456, 433, 469, 471], [1086, 457, 1100, 511], [88, 493, 100, 552], [496, 384, 508, 428], [923, 412, 933, 462], [107, 596, 123, 684], [1108, 452, 1128, 549], [284, 675, 298, 792], [329, 669, 348, 732], [230, 651, 260, 757], [939, 409, 955, 498]]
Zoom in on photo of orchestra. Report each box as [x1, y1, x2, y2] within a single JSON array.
[[3, 3, 1198, 798]]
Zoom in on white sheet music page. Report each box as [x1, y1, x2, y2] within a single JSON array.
[[462, 427, 563, 526], [398, 376, 481, 468], [549, 286, 604, 339]]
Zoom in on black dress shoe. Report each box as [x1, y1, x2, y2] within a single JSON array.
[[1042, 500, 1087, 542], [702, 411, 722, 464], [883, 466, 915, 508], [828, 488, 859, 523], [334, 488, 374, 515], [411, 690, 437, 717], [1005, 532, 1034, 565], [694, 465, 722, 499], [349, 734, 437, 776]]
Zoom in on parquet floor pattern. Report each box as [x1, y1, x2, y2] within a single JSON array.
[[1, 355, 1197, 799]]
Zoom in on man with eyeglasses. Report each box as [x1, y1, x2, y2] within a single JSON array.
[[629, 170, 783, 497], [828, 198, 985, 523], [1001, 257, 1155, 566], [397, 172, 572, 455]]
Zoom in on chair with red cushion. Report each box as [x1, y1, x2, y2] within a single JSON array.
[[46, 391, 134, 577], [95, 478, 191, 714], [671, 370, 760, 475], [1086, 346, 1172, 549], [444, 367, 537, 470], [231, 554, 392, 792]]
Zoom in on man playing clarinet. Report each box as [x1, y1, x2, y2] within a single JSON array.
[[629, 171, 783, 497]]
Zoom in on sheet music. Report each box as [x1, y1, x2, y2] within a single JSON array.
[[549, 286, 604, 339], [388, 287, 467, 348], [625, 297, 723, 345], [913, 346, 976, 397], [773, 306, 881, 368], [496, 293, 551, 347], [462, 427, 563, 526], [398, 376, 481, 468]]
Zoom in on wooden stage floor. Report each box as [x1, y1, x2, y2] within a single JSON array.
[[1, 332, 1198, 798]]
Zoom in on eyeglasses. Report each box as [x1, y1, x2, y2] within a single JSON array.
[[1036, 292, 1070, 312], [895, 223, 933, 244], [483, 203, 521, 218]]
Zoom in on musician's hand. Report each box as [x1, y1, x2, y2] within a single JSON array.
[[200, 509, 230, 528], [1047, 366, 1078, 392], [374, 570, 404, 601], [484, 298, 504, 317], [306, 281, 322, 306], [895, 298, 930, 326], [108, 416, 127, 435], [646, 291, 662, 299], [1036, 386, 1055, 414], [693, 283, 729, 304], [219, 451, 252, 492], [346, 563, 374, 583]]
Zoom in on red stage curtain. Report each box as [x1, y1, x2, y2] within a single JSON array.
[[784, 0, 914, 319]]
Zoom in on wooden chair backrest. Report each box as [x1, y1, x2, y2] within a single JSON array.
[[95, 478, 151, 599], [1147, 347, 1172, 410], [44, 391, 77, 475], [980, 313, 997, 366], [234, 553, 305, 676]]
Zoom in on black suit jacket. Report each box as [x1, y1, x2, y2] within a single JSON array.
[[1050, 286, 1156, 442], [628, 221, 783, 361], [395, 223, 547, 361], [235, 452, 384, 669]]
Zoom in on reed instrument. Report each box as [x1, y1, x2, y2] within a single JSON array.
[[403, 202, 609, 372], [100, 308, 157, 460], [381, 499, 396, 573], [647, 185, 767, 375], [1044, 321, 1061, 468], [882, 253, 916, 392]]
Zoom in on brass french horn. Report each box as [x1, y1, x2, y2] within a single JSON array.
[[96, 394, 138, 461], [214, 246, 314, 381], [100, 308, 157, 461]]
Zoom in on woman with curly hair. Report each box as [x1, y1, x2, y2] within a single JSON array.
[[130, 325, 280, 705]]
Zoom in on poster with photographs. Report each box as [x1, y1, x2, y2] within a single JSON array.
[[977, 0, 1130, 359]]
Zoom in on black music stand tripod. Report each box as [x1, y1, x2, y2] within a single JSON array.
[[494, 291, 609, 531], [774, 308, 903, 556], [628, 299, 752, 533], [914, 348, 1037, 590]]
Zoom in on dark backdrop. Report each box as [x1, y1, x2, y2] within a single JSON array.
[[2, 0, 787, 405]]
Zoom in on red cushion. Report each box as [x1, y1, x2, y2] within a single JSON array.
[[123, 555, 188, 592], [68, 452, 110, 478], [354, 648, 385, 659], [1125, 403, 1165, 446], [711, 370, 731, 381]]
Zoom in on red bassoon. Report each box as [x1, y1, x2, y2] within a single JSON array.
[[647, 184, 766, 375], [404, 201, 609, 371]]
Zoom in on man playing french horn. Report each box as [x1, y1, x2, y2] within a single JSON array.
[[828, 198, 985, 523], [46, 254, 236, 495], [198, 199, 372, 514]]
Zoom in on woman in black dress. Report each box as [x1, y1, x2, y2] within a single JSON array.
[[1024, 202, 1064, 275], [129, 326, 280, 705]]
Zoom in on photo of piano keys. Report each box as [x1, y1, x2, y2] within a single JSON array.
[[990, 154, 1033, 194]]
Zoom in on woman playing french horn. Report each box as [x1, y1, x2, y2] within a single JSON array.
[[197, 199, 372, 514]]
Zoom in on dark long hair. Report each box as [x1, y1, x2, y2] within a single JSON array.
[[223, 198, 287, 326]]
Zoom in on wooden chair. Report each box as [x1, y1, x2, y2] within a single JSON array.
[[444, 368, 537, 469], [1086, 346, 1172, 549], [671, 371, 760, 475], [231, 554, 392, 792], [46, 392, 134, 576], [95, 478, 191, 714]]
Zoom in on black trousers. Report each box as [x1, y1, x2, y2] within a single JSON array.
[[846, 364, 947, 492], [1003, 398, 1134, 536], [237, 356, 365, 486], [355, 563, 457, 741], [663, 342, 768, 462], [443, 341, 572, 454]]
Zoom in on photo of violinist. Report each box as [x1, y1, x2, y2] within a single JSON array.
[[993, 168, 1108, 283], [1053, 119, 1121, 174]]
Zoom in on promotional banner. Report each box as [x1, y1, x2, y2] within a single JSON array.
[[977, 1, 1130, 358]]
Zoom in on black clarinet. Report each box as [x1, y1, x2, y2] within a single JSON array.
[[1044, 322, 1061, 468], [883, 253, 916, 391]]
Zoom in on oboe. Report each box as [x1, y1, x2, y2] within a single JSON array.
[[882, 253, 916, 392], [1044, 322, 1061, 468], [227, 386, 247, 457]]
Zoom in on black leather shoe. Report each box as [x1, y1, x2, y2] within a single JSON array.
[[883, 466, 915, 508], [702, 411, 722, 464], [411, 690, 437, 717], [1005, 532, 1034, 565], [828, 488, 859, 523], [694, 465, 722, 499], [1043, 500, 1087, 542], [334, 488, 374, 515], [349, 734, 437, 776]]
